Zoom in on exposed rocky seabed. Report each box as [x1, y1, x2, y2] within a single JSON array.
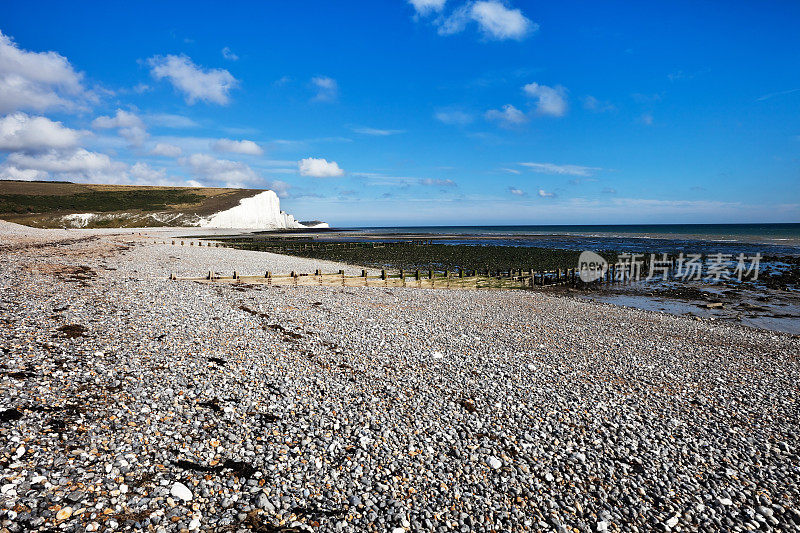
[[1, 222, 798, 532]]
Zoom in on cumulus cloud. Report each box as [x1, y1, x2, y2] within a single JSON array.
[[435, 1, 535, 41], [129, 162, 169, 185], [298, 157, 344, 178], [212, 138, 263, 156], [434, 109, 473, 125], [0, 147, 129, 183], [469, 1, 534, 40], [150, 142, 183, 157], [221, 47, 239, 61], [148, 54, 238, 105], [311, 76, 338, 102], [0, 112, 84, 152], [538, 188, 556, 198], [484, 104, 528, 127], [0, 30, 92, 113], [508, 186, 526, 196], [92, 109, 147, 146], [180, 153, 261, 188], [520, 162, 602, 177], [408, 0, 447, 15], [523, 82, 568, 117]]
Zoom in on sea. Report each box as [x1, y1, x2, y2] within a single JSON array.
[[335, 223, 800, 257]]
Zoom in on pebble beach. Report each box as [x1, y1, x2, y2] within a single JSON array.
[[1, 222, 799, 533]]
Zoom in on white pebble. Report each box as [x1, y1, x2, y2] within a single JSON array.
[[170, 482, 193, 502]]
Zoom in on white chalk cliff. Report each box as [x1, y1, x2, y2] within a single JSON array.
[[200, 190, 323, 229]]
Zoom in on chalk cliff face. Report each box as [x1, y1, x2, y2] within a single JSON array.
[[200, 190, 317, 229]]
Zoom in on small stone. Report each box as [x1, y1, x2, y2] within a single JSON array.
[[170, 482, 193, 502], [431, 351, 444, 359], [596, 520, 609, 531], [487, 456, 502, 469], [56, 507, 73, 521], [666, 515, 679, 528], [718, 497, 733, 506]]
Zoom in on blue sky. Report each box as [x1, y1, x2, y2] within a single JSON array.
[[1, 1, 798, 226]]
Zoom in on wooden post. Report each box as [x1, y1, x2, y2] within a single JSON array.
[[458, 268, 463, 278], [265, 271, 271, 278], [428, 270, 433, 280], [381, 269, 386, 280], [415, 270, 420, 281], [207, 270, 212, 280], [180, 241, 184, 246], [233, 270, 238, 280]]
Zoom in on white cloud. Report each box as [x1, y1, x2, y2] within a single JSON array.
[[180, 153, 261, 187], [265, 179, 292, 198], [150, 142, 183, 157], [0, 112, 84, 152], [436, 1, 535, 41], [501, 167, 521, 174], [144, 113, 199, 129], [212, 138, 263, 155], [129, 162, 168, 185], [520, 162, 602, 177], [0, 147, 130, 183], [538, 188, 556, 198], [311, 76, 338, 102], [508, 186, 526, 196], [469, 1, 535, 40], [221, 47, 239, 61], [602, 187, 617, 194], [0, 30, 92, 113], [420, 178, 456, 187], [92, 109, 147, 146], [523, 82, 567, 117], [4, 148, 118, 174], [485, 104, 528, 127], [640, 113, 654, 125], [352, 126, 405, 136], [298, 157, 344, 178], [148, 54, 238, 105], [434, 109, 473, 125], [409, 0, 447, 15]]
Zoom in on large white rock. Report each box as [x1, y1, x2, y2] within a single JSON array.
[[170, 482, 193, 502], [200, 190, 307, 230]]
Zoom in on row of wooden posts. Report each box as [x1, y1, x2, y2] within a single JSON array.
[[169, 267, 596, 290], [162, 239, 639, 289]]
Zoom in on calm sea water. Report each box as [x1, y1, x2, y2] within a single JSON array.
[[337, 223, 800, 256]]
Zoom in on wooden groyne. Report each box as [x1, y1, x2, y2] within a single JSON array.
[[169, 267, 584, 290]]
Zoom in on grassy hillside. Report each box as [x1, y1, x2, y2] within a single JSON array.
[[0, 180, 262, 228]]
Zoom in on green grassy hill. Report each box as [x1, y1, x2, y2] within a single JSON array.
[[0, 180, 263, 228]]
